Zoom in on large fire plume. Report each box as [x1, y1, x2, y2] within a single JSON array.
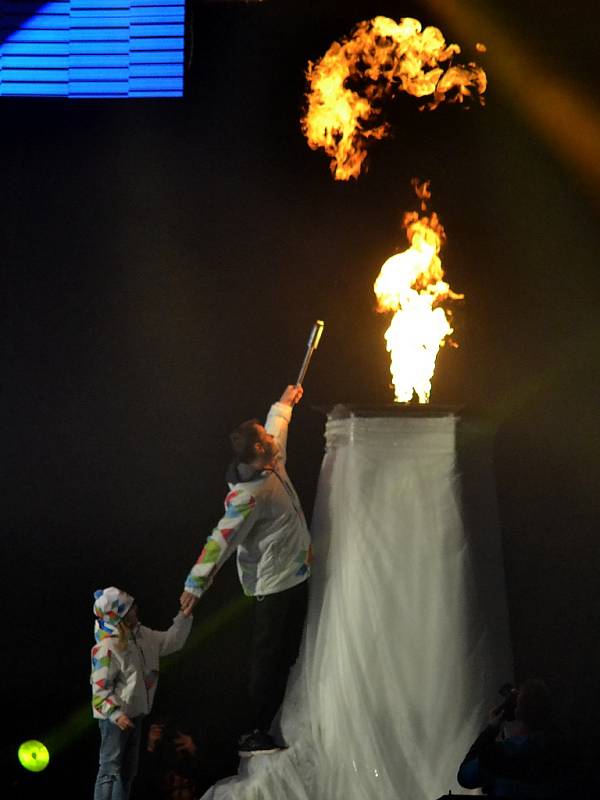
[[374, 180, 463, 404], [302, 16, 486, 180]]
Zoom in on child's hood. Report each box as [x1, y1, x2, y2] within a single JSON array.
[[93, 586, 134, 642]]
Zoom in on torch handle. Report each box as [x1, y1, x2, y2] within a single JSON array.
[[295, 320, 325, 387], [296, 351, 314, 387]]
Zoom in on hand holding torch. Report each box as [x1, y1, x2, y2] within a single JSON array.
[[296, 320, 325, 387]]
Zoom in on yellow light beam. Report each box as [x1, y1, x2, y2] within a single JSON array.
[[421, 0, 600, 206]]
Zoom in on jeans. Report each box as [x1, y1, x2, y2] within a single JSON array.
[[249, 579, 309, 732], [93, 716, 143, 800]]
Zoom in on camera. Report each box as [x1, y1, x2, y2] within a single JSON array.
[[497, 682, 518, 721]]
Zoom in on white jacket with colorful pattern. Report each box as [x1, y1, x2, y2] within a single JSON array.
[[184, 401, 312, 599], [91, 608, 192, 723]]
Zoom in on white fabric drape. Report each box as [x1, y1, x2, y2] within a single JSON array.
[[202, 413, 512, 800]]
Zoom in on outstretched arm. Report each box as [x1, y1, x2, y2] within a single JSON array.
[[180, 488, 257, 614], [155, 611, 193, 656], [264, 385, 303, 464]]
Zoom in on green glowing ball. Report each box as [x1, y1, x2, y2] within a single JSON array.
[[18, 740, 50, 772]]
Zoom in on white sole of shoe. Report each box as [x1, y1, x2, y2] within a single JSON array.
[[238, 747, 281, 757]]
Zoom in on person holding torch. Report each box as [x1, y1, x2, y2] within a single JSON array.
[[180, 321, 323, 757]]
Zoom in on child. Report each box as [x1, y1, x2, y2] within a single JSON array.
[[91, 586, 192, 800]]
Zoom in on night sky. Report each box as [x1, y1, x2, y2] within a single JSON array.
[[3, 1, 600, 796]]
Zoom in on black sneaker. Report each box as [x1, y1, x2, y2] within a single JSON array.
[[238, 730, 281, 757]]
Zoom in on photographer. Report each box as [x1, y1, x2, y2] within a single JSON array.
[[136, 718, 202, 800], [457, 679, 572, 797]]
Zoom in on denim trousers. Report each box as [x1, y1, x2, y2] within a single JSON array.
[[93, 716, 144, 800]]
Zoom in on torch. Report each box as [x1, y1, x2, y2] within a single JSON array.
[[296, 320, 325, 387]]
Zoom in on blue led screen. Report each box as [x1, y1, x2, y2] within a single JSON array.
[[0, 1, 185, 97]]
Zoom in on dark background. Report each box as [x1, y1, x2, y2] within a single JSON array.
[[3, 0, 600, 796]]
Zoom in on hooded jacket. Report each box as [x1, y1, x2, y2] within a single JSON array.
[[90, 587, 192, 723], [184, 401, 312, 599]]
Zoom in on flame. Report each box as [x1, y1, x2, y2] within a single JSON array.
[[373, 181, 463, 403], [302, 16, 486, 180]]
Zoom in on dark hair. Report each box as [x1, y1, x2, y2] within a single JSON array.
[[229, 419, 261, 464]]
